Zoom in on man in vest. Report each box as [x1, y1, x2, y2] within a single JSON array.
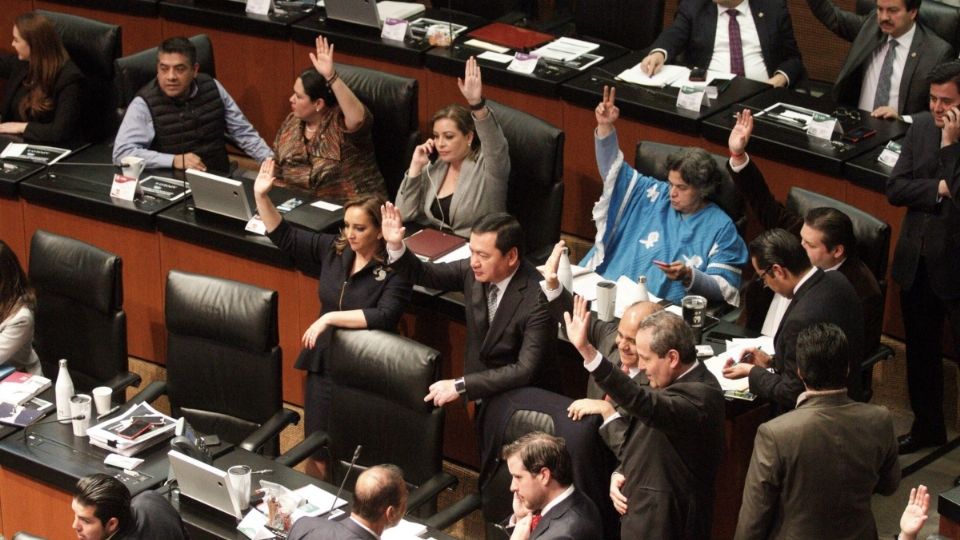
[[113, 37, 273, 174]]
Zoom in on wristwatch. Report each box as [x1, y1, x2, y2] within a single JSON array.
[[454, 377, 466, 395]]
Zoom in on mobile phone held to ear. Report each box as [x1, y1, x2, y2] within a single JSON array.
[[428, 146, 439, 163], [689, 67, 707, 82]]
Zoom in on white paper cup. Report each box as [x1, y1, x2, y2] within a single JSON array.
[[69, 394, 92, 437], [596, 281, 617, 321], [92, 386, 112, 416], [228, 465, 252, 510], [120, 156, 145, 180]]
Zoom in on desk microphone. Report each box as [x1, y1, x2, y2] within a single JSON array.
[[329, 444, 362, 515], [23, 414, 85, 441]]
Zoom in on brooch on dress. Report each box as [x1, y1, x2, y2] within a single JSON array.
[[373, 266, 387, 281]]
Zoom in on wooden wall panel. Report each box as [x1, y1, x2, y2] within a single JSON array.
[[0, 197, 25, 264], [0, 467, 74, 539], [0, 1, 33, 56], [32, 1, 162, 56]]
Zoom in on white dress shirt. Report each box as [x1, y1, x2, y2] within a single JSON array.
[[707, 2, 776, 83], [858, 23, 917, 113]]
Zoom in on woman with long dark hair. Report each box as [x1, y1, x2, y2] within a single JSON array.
[[0, 240, 40, 374]]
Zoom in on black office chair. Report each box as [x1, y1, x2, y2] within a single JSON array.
[[28, 230, 139, 396], [786, 187, 894, 402], [486, 100, 564, 264], [336, 64, 419, 200], [573, 0, 664, 51], [856, 0, 960, 47], [314, 328, 456, 516], [113, 35, 216, 120], [36, 10, 121, 143], [132, 270, 302, 459], [447, 0, 525, 20]]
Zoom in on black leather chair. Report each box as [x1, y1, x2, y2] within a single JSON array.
[[133, 270, 300, 458], [336, 64, 419, 199], [486, 100, 564, 263], [316, 329, 456, 516], [447, 0, 525, 20], [28, 230, 138, 396], [856, 0, 960, 47], [574, 0, 664, 50], [36, 10, 121, 143], [786, 187, 894, 402], [113, 35, 216, 120]]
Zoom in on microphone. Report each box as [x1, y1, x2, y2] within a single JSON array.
[[23, 414, 85, 442], [329, 444, 362, 516]]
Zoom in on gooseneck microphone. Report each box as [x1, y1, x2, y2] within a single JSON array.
[[329, 444, 363, 515]]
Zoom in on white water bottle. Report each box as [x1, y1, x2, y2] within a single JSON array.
[[558, 247, 574, 292], [55, 359, 75, 423], [635, 275, 650, 303]]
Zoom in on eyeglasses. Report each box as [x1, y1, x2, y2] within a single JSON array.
[[757, 266, 774, 289]]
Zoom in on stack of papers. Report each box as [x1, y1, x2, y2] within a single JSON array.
[[87, 403, 177, 457], [0, 372, 51, 406], [618, 64, 689, 87], [532, 37, 599, 61], [703, 336, 775, 392]]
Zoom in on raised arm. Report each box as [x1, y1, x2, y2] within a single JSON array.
[[805, 0, 869, 42], [253, 159, 282, 232], [309, 36, 365, 132]]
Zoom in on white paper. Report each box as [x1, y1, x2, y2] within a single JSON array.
[[703, 354, 751, 392], [434, 242, 471, 264], [237, 508, 273, 540], [617, 64, 688, 87], [466, 39, 510, 54], [381, 18, 409, 41], [311, 200, 343, 211], [245, 215, 267, 235], [110, 174, 138, 201], [507, 53, 539, 74], [532, 37, 599, 62], [675, 85, 705, 112], [477, 51, 514, 64], [104, 453, 144, 469], [382, 519, 429, 539], [245, 0, 270, 15]]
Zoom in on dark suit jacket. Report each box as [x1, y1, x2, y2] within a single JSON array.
[[504, 490, 603, 540], [730, 160, 884, 355], [114, 491, 188, 540], [391, 248, 554, 399], [649, 0, 803, 85], [748, 269, 866, 412], [735, 392, 900, 539], [288, 515, 378, 540], [888, 112, 960, 299], [805, 0, 954, 115], [594, 358, 725, 539], [0, 56, 83, 144]]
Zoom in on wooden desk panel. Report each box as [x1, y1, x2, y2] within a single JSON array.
[[0, 197, 25, 264], [21, 202, 165, 362], [161, 20, 296, 143], [159, 234, 304, 403], [33, 1, 162, 56], [0, 466, 74, 539]]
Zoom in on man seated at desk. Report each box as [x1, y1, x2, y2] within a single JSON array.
[[638, 0, 803, 88], [71, 473, 187, 540], [113, 36, 273, 175], [805, 0, 954, 120], [581, 87, 749, 307], [288, 465, 407, 540]]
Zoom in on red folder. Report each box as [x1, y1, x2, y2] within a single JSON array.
[[467, 22, 554, 51]]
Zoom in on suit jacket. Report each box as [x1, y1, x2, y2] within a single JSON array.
[[288, 515, 378, 540], [0, 56, 83, 144], [502, 490, 603, 540], [114, 491, 188, 540], [730, 160, 884, 354], [594, 358, 725, 539], [391, 248, 554, 399], [649, 0, 803, 85], [735, 392, 900, 539], [888, 112, 960, 299], [748, 269, 866, 413], [805, 0, 955, 115]]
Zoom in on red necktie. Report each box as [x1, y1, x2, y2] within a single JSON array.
[[728, 9, 745, 77], [529, 512, 542, 532]]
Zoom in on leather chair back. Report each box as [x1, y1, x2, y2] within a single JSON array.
[[36, 10, 121, 143], [447, 0, 523, 20], [487, 100, 564, 261], [113, 35, 216, 120], [324, 329, 443, 492], [634, 141, 747, 233], [164, 270, 283, 455], [337, 64, 419, 199], [575, 0, 664, 50], [28, 230, 127, 392], [856, 0, 960, 46]]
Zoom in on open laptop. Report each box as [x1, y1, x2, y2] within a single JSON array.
[[186, 169, 255, 221], [324, 0, 425, 29], [168, 449, 243, 519]]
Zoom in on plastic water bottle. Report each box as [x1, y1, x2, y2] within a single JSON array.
[[55, 359, 74, 423], [558, 247, 574, 292], [635, 275, 650, 303]]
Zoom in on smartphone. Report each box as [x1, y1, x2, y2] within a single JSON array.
[[117, 419, 155, 440], [842, 126, 877, 143], [428, 146, 439, 162], [689, 67, 707, 82]]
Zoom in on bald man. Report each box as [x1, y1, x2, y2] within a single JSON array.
[[288, 465, 408, 540]]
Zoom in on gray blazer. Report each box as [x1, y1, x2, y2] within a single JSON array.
[[395, 110, 510, 237], [0, 305, 40, 374]]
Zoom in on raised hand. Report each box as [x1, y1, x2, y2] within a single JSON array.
[[595, 85, 619, 129], [563, 295, 596, 358], [458, 56, 483, 107], [254, 159, 276, 197], [728, 109, 753, 157], [380, 202, 406, 251], [542, 240, 566, 290], [899, 485, 930, 540], [309, 36, 335, 80]]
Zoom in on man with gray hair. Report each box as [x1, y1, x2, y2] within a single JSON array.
[[564, 300, 725, 539]]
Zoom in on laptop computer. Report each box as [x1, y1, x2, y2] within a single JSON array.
[[186, 169, 255, 221], [168, 449, 243, 519], [324, 0, 425, 29]]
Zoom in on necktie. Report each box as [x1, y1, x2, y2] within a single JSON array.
[[529, 512, 542, 532], [727, 9, 745, 77], [873, 39, 898, 110], [487, 284, 499, 323]]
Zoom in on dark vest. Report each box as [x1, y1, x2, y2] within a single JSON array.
[[137, 74, 230, 174]]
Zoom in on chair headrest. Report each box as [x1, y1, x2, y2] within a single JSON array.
[[855, 0, 959, 45], [114, 35, 216, 110], [28, 230, 122, 315], [165, 270, 278, 352], [36, 10, 120, 81]]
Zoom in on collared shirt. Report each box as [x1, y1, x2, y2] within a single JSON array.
[[792, 266, 818, 296], [488, 267, 519, 317], [708, 2, 773, 83], [858, 23, 917, 113], [350, 516, 379, 539], [113, 78, 273, 169], [541, 485, 575, 518], [796, 387, 847, 408]]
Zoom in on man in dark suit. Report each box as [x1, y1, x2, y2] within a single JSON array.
[[735, 323, 900, 539], [806, 0, 955, 119], [887, 61, 960, 453], [381, 203, 554, 407], [727, 109, 883, 360], [724, 229, 866, 412], [500, 432, 603, 540], [565, 304, 725, 539], [72, 474, 188, 540], [288, 465, 407, 540], [639, 0, 803, 88]]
